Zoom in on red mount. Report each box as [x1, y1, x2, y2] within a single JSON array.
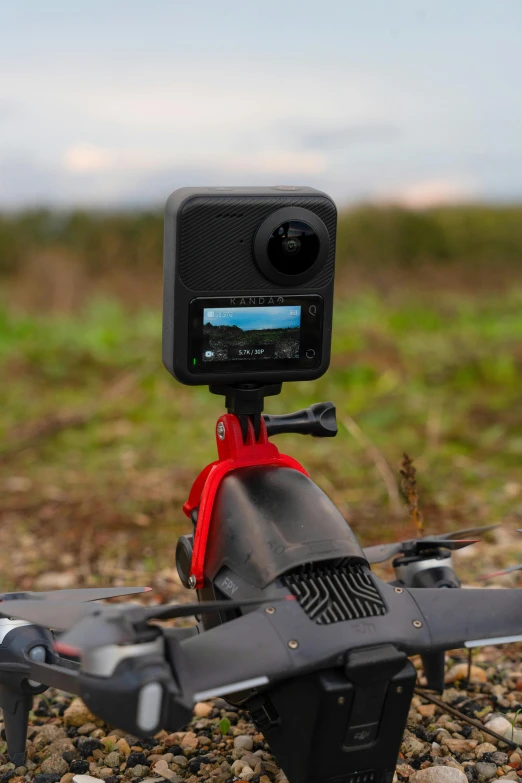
[[183, 413, 308, 589]]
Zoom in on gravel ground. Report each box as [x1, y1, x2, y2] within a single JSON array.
[[2, 644, 522, 783]]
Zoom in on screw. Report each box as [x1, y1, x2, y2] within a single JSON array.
[[337, 696, 345, 705], [288, 640, 299, 650], [265, 607, 276, 615], [188, 575, 197, 589], [395, 587, 404, 594], [413, 620, 423, 628], [217, 422, 226, 440], [396, 686, 404, 694]]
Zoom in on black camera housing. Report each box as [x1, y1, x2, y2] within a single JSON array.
[[162, 186, 337, 386]]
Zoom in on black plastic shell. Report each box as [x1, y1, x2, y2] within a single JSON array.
[[162, 186, 337, 385], [204, 465, 366, 589]]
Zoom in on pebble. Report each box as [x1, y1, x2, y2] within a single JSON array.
[[172, 756, 187, 768], [419, 705, 437, 718], [410, 768, 468, 783], [432, 759, 465, 772], [129, 765, 149, 778], [474, 762, 498, 780], [443, 740, 478, 754], [40, 756, 69, 777], [397, 764, 417, 779], [403, 736, 428, 758], [103, 753, 121, 769], [71, 777, 100, 783], [485, 717, 512, 742], [232, 760, 248, 776], [46, 739, 77, 758], [60, 775, 74, 783], [234, 736, 254, 752], [126, 753, 149, 769], [76, 739, 103, 759], [69, 762, 90, 775], [445, 664, 488, 684], [35, 727, 68, 748], [76, 725, 95, 737], [193, 702, 213, 718], [490, 752, 509, 765], [509, 730, 522, 746], [476, 744, 498, 758], [115, 739, 131, 757], [153, 760, 179, 781], [63, 701, 100, 729]]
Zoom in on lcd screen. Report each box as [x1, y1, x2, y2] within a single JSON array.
[[202, 305, 301, 362]]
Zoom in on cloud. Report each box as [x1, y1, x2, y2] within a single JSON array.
[[63, 145, 113, 173], [62, 144, 326, 177], [374, 178, 477, 208], [301, 123, 402, 149]]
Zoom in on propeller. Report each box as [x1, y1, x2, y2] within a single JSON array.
[[0, 587, 151, 602], [477, 528, 522, 580], [364, 524, 499, 565], [363, 538, 478, 565], [0, 597, 291, 654]]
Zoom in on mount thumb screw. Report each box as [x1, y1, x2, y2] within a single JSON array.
[[188, 575, 197, 589]]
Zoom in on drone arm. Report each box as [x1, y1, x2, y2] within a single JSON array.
[[407, 587, 522, 651], [26, 659, 81, 694], [77, 637, 193, 737], [172, 609, 294, 701]]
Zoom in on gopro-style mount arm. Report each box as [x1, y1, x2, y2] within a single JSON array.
[[210, 383, 337, 441], [210, 383, 282, 440]]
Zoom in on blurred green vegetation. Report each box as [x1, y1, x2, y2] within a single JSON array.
[[2, 204, 522, 276], [1, 203, 522, 589], [1, 285, 522, 587]]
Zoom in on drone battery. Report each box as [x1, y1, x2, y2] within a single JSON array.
[[245, 646, 416, 783]]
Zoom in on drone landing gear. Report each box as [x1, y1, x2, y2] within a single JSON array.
[[0, 687, 33, 766]]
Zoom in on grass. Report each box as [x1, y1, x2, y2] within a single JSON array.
[[1, 282, 522, 592]]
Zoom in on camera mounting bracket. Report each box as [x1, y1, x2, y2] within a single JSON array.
[[209, 382, 283, 441], [183, 402, 308, 590]]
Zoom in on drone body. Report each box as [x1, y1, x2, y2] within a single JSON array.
[[0, 401, 517, 783]]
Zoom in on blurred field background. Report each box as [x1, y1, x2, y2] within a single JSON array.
[[1, 203, 522, 594]]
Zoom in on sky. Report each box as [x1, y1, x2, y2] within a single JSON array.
[[1, 0, 521, 209], [204, 306, 301, 331]]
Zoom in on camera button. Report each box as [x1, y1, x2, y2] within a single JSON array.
[[305, 349, 316, 359], [309, 305, 317, 315]]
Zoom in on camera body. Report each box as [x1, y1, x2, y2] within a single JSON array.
[[162, 186, 337, 386]]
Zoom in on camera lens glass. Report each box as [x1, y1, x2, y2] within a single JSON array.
[[266, 220, 320, 275]]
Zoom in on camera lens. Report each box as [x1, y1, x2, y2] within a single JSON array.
[[267, 220, 320, 275], [253, 206, 329, 286]]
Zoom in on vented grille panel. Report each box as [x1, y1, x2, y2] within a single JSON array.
[[179, 196, 336, 291], [281, 561, 386, 625]]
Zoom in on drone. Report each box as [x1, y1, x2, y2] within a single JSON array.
[[0, 398, 517, 783], [1, 186, 518, 783]]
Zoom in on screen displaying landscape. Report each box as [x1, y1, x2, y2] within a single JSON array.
[[202, 305, 301, 361]]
